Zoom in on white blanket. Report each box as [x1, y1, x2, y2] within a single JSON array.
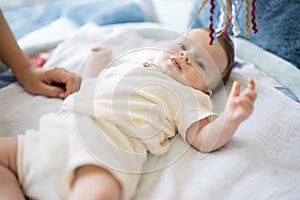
[[1, 23, 300, 199], [137, 70, 300, 200]]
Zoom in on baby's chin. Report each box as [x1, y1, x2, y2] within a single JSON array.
[[157, 64, 168, 73], [156, 64, 175, 78], [158, 67, 192, 87]]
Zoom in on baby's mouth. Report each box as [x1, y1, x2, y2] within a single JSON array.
[[170, 57, 182, 70]]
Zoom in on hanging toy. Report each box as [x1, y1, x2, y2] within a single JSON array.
[[251, 0, 258, 34], [189, 0, 258, 45], [231, 0, 241, 36], [209, 0, 216, 45]]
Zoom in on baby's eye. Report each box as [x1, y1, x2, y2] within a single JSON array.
[[194, 59, 204, 69], [178, 43, 186, 51]]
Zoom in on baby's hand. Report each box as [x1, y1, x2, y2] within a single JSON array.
[[225, 78, 257, 124]]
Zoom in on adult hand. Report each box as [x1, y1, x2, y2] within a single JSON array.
[[19, 65, 81, 99]]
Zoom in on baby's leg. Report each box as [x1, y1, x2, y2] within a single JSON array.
[[69, 164, 121, 200], [0, 137, 25, 200]]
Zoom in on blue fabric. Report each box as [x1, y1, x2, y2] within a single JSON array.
[[62, 0, 145, 26], [189, 0, 300, 69], [2, 0, 146, 39], [2, 2, 65, 39]]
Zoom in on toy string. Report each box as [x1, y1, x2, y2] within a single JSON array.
[[189, 0, 258, 45]]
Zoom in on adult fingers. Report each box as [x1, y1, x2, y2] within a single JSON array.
[[33, 81, 66, 98], [46, 68, 81, 98], [64, 75, 81, 99]]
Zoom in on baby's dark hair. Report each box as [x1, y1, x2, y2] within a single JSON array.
[[198, 27, 234, 91], [216, 31, 235, 85]]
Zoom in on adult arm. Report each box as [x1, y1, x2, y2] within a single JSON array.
[[0, 9, 81, 99]]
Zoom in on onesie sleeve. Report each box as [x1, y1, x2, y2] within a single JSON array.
[[173, 88, 217, 142]]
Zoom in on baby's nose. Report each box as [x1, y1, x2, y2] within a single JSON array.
[[179, 51, 192, 64]]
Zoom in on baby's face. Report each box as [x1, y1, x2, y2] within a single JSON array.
[[154, 28, 228, 93]]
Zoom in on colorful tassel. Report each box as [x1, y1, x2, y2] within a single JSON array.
[[191, 0, 259, 45], [231, 0, 241, 36], [251, 0, 258, 34], [222, 0, 232, 39], [209, 0, 216, 45], [217, 0, 226, 31], [244, 0, 251, 38]]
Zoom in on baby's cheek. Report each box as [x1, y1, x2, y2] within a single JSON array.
[[188, 74, 204, 90]]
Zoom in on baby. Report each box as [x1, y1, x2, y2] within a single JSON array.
[[0, 28, 256, 200]]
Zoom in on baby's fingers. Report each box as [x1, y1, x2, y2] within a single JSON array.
[[229, 81, 241, 98], [242, 89, 257, 102], [248, 78, 255, 90], [238, 96, 254, 111], [242, 78, 257, 102]]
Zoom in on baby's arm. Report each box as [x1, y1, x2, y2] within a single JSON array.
[[81, 47, 112, 79], [186, 78, 257, 153]]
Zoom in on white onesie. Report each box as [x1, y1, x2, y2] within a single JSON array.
[[17, 61, 214, 200]]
